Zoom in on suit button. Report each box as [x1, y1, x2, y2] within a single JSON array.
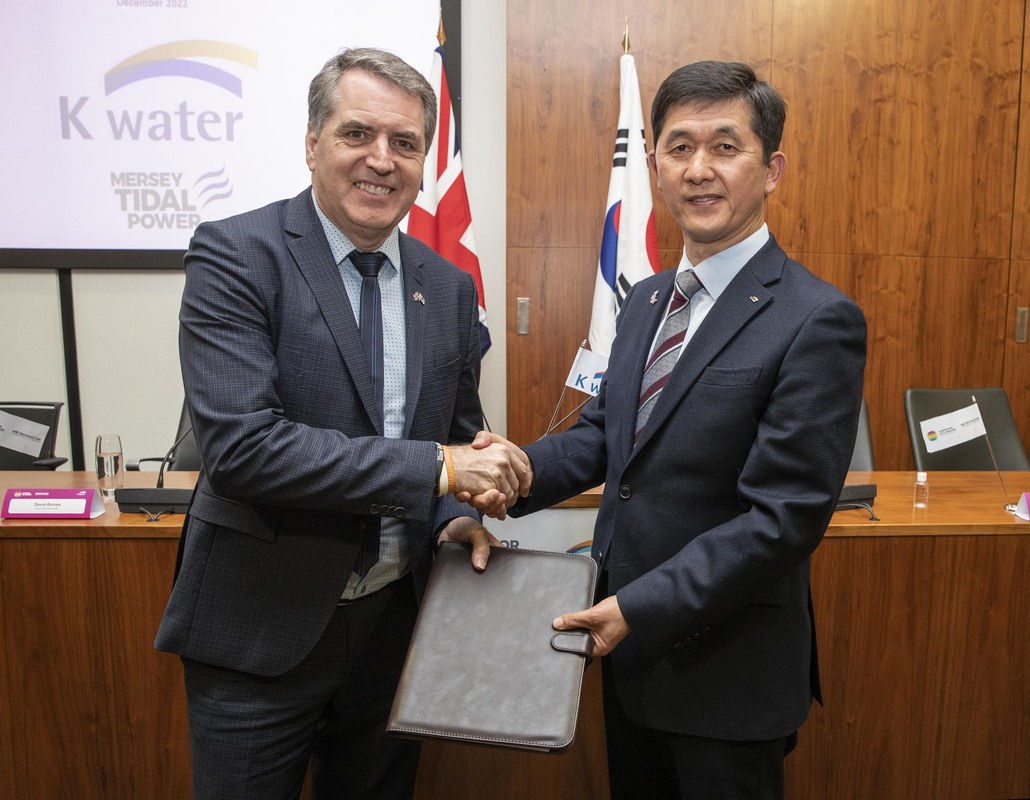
[[369, 504, 381, 515], [618, 485, 631, 500], [394, 507, 406, 519]]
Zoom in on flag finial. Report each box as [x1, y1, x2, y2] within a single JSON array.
[[437, 9, 446, 46], [622, 18, 630, 54]]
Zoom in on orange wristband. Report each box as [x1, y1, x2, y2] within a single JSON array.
[[442, 445, 455, 494]]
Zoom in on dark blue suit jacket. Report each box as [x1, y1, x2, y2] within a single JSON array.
[[155, 189, 483, 677], [513, 236, 867, 741]]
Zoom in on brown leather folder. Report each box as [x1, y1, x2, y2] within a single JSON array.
[[387, 541, 597, 752]]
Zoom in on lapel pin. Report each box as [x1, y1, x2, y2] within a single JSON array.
[[749, 295, 759, 303], [413, 291, 426, 304], [649, 291, 660, 304]]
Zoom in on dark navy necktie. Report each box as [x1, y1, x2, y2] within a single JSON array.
[[348, 249, 387, 577], [350, 250, 387, 424]]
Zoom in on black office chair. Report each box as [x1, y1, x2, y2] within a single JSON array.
[[126, 401, 201, 473], [904, 387, 1030, 470], [0, 401, 69, 470], [848, 398, 875, 471]]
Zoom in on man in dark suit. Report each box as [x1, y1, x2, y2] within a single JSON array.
[[155, 48, 526, 800], [503, 61, 867, 798]]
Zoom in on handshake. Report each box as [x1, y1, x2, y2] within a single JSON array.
[[447, 431, 533, 519]]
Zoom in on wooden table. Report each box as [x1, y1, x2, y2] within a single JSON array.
[[2, 471, 1028, 799], [0, 470, 197, 800]]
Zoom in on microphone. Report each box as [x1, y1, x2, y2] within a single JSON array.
[[115, 425, 196, 518], [156, 424, 195, 489]]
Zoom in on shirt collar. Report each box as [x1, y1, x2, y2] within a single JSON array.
[[310, 187, 402, 273], [678, 224, 769, 301]]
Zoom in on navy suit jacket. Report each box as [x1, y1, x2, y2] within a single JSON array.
[[513, 236, 867, 741], [155, 188, 483, 677]]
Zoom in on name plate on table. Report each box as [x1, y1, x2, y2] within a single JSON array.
[[2, 488, 105, 519]]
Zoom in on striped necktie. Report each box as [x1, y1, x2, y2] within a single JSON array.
[[635, 270, 704, 442]]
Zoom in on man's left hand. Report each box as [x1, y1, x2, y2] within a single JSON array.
[[436, 516, 500, 571]]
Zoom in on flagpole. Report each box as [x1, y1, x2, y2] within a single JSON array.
[[971, 394, 1018, 512], [547, 395, 594, 434], [544, 340, 587, 436]]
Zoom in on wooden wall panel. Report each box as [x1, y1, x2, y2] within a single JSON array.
[[1004, 260, 1030, 448], [508, 0, 1028, 467], [803, 253, 1009, 468], [1006, 4, 1030, 449], [506, 248, 601, 443], [771, 0, 1022, 259], [1008, 4, 1030, 259]]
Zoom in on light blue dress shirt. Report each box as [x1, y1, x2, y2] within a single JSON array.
[[312, 191, 409, 598]]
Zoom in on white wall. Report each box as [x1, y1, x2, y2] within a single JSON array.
[[0, 271, 71, 459], [462, 0, 508, 436]]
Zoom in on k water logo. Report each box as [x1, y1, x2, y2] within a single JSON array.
[[60, 40, 258, 142]]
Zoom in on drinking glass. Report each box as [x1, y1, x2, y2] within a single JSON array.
[[95, 433, 124, 499]]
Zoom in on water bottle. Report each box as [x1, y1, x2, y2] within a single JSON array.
[[913, 471, 929, 509]]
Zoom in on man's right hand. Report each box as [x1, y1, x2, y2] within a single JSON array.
[[448, 432, 532, 519]]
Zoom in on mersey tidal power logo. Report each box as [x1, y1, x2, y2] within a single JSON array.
[[104, 40, 259, 98]]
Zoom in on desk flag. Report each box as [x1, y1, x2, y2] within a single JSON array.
[[588, 52, 660, 358], [918, 401, 988, 453], [564, 345, 609, 398], [408, 43, 491, 355]]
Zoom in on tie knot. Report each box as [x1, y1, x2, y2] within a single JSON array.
[[350, 250, 386, 278], [675, 269, 704, 301]]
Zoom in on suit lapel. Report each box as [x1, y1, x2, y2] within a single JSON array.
[[630, 245, 782, 458], [399, 234, 427, 437], [284, 191, 382, 432]]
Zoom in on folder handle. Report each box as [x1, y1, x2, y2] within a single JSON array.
[[550, 631, 593, 657]]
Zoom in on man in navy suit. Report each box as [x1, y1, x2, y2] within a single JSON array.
[[155, 48, 526, 800], [502, 61, 867, 798]]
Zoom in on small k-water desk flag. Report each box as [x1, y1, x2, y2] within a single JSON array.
[[565, 345, 609, 398], [588, 52, 660, 358], [918, 401, 988, 453], [407, 42, 490, 355]]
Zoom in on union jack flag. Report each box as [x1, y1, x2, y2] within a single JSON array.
[[408, 44, 491, 354]]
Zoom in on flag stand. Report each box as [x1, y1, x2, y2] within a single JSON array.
[[544, 340, 586, 436], [544, 339, 603, 437], [545, 396, 593, 437], [972, 393, 1018, 513]]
